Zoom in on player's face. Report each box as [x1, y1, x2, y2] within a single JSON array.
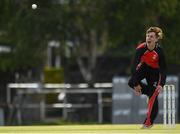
[[146, 32, 158, 49]]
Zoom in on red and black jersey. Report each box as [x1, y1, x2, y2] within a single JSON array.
[[131, 42, 167, 86]]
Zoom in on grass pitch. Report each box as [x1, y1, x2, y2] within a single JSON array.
[[0, 124, 180, 134]]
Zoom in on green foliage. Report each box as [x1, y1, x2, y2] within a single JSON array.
[[107, 0, 179, 58], [0, 0, 180, 75]]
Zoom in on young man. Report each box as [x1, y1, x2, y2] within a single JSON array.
[[128, 27, 167, 128]]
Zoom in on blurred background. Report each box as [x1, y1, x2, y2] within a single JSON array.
[[0, 0, 179, 126]]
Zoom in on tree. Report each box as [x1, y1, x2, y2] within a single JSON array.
[[0, 0, 180, 84], [57, 0, 111, 85]]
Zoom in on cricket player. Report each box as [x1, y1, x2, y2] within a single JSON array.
[[128, 27, 167, 128]]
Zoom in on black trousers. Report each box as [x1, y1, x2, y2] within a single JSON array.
[[128, 63, 160, 124]]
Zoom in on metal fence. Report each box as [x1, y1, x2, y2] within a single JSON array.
[[3, 75, 179, 125], [6, 83, 112, 125]]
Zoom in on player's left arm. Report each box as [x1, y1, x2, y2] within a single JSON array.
[[158, 48, 167, 87]]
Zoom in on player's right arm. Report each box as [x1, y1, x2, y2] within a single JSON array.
[[131, 43, 146, 74]]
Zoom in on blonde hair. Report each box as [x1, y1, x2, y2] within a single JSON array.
[[146, 27, 163, 40]]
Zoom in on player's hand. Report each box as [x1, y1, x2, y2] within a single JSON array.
[[134, 85, 142, 96], [156, 85, 162, 93], [136, 63, 142, 70]]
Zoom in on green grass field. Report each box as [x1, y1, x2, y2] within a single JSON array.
[[0, 124, 180, 134]]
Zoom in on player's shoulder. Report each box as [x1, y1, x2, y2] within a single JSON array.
[[136, 42, 146, 50], [156, 44, 165, 55]]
